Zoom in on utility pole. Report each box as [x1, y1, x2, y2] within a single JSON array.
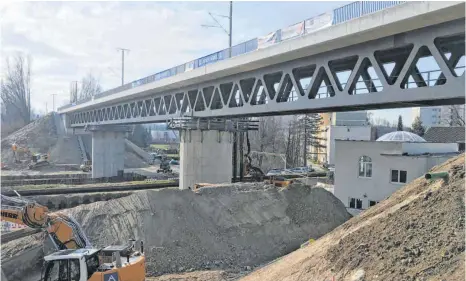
[[201, 1, 237, 179], [229, 1, 232, 57], [70, 81, 78, 103], [51, 94, 57, 112], [201, 1, 233, 57], [117, 48, 130, 85]]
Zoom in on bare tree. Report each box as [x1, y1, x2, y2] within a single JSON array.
[[73, 72, 102, 101], [1, 54, 32, 126], [248, 116, 285, 171], [449, 105, 465, 126], [437, 105, 465, 127]]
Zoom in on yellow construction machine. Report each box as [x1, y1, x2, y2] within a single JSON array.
[[1, 195, 146, 281], [80, 160, 92, 172], [264, 176, 294, 187], [28, 153, 50, 169]]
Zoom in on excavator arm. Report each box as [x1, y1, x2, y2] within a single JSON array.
[[1, 195, 91, 250], [1, 208, 26, 225], [244, 131, 265, 180]]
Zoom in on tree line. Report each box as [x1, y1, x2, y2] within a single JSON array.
[[247, 114, 325, 172]]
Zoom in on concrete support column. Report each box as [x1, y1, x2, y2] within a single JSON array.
[[87, 125, 131, 178], [180, 130, 233, 190]]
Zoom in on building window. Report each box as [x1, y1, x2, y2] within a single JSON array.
[[349, 198, 363, 209], [369, 200, 379, 207], [358, 156, 372, 178], [391, 169, 407, 183]]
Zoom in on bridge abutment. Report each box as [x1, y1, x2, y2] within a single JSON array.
[[169, 118, 258, 190], [179, 130, 233, 190], [86, 125, 132, 178]]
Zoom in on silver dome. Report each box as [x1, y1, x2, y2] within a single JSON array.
[[376, 131, 426, 142]]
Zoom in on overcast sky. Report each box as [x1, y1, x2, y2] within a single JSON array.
[[1, 1, 416, 124]]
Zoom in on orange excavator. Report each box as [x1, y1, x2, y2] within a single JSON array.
[[1, 195, 146, 281]]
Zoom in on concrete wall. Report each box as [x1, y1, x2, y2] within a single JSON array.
[[179, 130, 233, 189], [334, 141, 457, 210], [125, 139, 150, 162], [402, 142, 459, 155], [327, 126, 372, 165]]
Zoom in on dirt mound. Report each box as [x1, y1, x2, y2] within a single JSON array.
[[1, 114, 58, 166], [1, 114, 148, 169], [1, 233, 45, 281], [65, 183, 350, 276], [241, 154, 465, 281]]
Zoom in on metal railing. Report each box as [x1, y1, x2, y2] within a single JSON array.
[[59, 1, 406, 111]]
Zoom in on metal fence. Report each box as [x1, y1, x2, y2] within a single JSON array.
[[59, 1, 406, 111]]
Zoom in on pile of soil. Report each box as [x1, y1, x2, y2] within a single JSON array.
[[1, 114, 148, 169], [241, 153, 465, 281], [1, 114, 59, 168], [65, 182, 351, 276], [1, 233, 45, 281]]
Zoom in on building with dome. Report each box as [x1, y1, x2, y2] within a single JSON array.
[[333, 131, 459, 214]]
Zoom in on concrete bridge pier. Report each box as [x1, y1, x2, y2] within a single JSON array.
[[86, 125, 132, 178], [179, 129, 233, 190]]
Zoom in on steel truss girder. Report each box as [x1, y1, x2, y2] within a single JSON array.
[[69, 20, 465, 127]]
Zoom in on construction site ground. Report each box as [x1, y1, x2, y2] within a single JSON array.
[[2, 154, 464, 281], [240, 153, 465, 281], [1, 115, 464, 281], [2, 182, 351, 280]]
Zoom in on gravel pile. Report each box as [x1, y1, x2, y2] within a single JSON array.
[[66, 182, 351, 276], [241, 153, 465, 281]]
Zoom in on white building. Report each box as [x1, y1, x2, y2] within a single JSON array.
[[326, 125, 372, 166], [334, 131, 459, 212], [310, 110, 369, 163], [412, 105, 465, 128], [331, 111, 368, 126]]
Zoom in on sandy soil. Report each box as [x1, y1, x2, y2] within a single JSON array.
[[240, 154, 465, 281]]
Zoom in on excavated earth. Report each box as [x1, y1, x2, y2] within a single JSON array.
[[241, 153, 465, 281], [63, 182, 351, 276], [1, 113, 148, 170]]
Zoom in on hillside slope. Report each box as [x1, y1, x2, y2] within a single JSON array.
[[241, 154, 465, 281], [1, 114, 148, 169]]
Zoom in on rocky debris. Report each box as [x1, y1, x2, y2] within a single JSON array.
[[240, 153, 465, 281], [64, 182, 350, 276], [146, 270, 244, 281], [1, 233, 45, 281], [1, 232, 44, 261]]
